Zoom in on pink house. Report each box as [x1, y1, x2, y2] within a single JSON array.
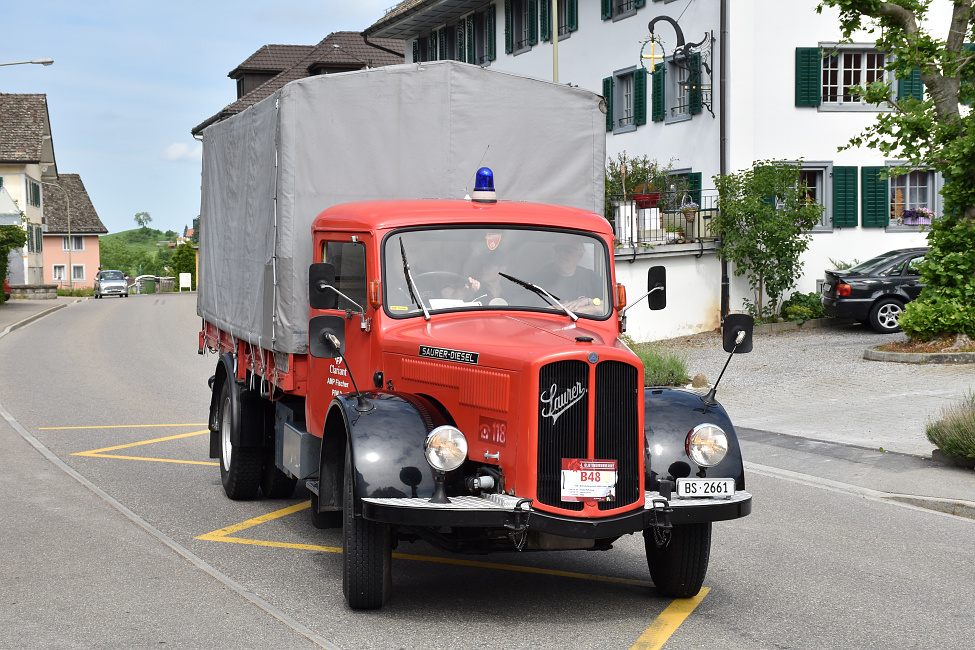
[[41, 173, 107, 289]]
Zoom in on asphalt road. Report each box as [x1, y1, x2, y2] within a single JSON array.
[[1, 294, 973, 648]]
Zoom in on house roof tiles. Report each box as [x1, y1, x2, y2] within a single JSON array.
[[43, 174, 107, 235], [229, 44, 316, 77], [0, 94, 50, 163], [193, 32, 404, 136]]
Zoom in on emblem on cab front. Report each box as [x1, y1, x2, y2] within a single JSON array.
[[588, 352, 598, 364], [540, 381, 587, 425]]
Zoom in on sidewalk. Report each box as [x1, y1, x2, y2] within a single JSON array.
[[0, 296, 82, 338]]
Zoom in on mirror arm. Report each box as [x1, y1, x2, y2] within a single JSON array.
[[621, 285, 663, 316]]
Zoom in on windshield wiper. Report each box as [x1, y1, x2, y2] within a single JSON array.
[[498, 272, 578, 322], [400, 238, 430, 321]]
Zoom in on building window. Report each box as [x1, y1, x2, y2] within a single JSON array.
[[823, 49, 886, 105], [541, 0, 577, 39], [28, 180, 41, 207], [72, 264, 85, 282], [890, 169, 937, 227], [35, 225, 43, 252], [505, 0, 536, 54], [601, 0, 642, 21], [53, 265, 65, 282], [604, 67, 647, 134], [62, 235, 84, 252]]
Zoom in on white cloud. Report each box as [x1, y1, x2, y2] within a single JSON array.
[[162, 142, 202, 162]]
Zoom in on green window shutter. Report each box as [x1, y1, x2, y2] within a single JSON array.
[[458, 23, 466, 60], [689, 52, 702, 115], [36, 225, 42, 252], [634, 67, 648, 125], [897, 67, 923, 102], [795, 47, 822, 107], [688, 172, 702, 206], [861, 166, 889, 227], [635, 0, 646, 7], [439, 29, 447, 60], [487, 7, 497, 61], [412, 39, 419, 63], [652, 62, 666, 122], [528, 0, 538, 45], [467, 15, 475, 63], [831, 166, 859, 227], [601, 0, 611, 20], [27, 224, 33, 252], [504, 0, 513, 54], [428, 33, 436, 61], [603, 76, 614, 131], [540, 0, 550, 41], [567, 0, 578, 31], [0, 176, 4, 188]]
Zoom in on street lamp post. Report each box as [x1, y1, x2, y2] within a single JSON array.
[[0, 58, 54, 67], [41, 182, 71, 293]]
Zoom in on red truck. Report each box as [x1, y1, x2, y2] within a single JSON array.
[[197, 62, 752, 610]]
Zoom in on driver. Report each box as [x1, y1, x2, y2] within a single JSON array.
[[537, 238, 604, 314]]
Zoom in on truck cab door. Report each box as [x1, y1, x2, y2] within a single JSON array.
[[307, 236, 374, 427]]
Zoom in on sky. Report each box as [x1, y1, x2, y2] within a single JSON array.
[[2, 1, 398, 235]]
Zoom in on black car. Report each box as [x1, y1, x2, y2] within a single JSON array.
[[821, 247, 928, 333]]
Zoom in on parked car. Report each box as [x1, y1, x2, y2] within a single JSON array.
[[821, 247, 929, 333], [3, 278, 10, 301], [93, 270, 129, 298]]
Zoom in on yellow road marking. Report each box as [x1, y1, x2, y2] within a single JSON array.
[[630, 588, 711, 650], [197, 502, 651, 587], [72, 429, 218, 466], [40, 423, 207, 430]]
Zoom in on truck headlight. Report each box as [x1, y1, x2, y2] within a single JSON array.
[[686, 424, 728, 467], [424, 426, 468, 472]]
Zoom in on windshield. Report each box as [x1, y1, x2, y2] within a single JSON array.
[[101, 271, 125, 280], [383, 227, 612, 319]]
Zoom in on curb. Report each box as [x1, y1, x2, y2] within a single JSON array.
[[932, 448, 975, 469], [863, 346, 975, 364], [752, 317, 854, 335]]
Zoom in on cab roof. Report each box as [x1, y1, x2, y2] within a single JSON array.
[[311, 199, 612, 236]]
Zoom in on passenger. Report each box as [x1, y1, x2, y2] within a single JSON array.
[[537, 238, 604, 314]]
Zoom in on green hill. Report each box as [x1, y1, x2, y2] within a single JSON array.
[[99, 227, 180, 277]]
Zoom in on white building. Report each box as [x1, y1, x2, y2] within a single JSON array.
[[366, 1, 937, 340]]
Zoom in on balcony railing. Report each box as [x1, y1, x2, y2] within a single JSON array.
[[607, 189, 720, 247]]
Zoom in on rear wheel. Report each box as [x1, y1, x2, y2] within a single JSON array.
[[869, 297, 904, 333], [218, 380, 262, 500], [342, 447, 392, 609], [644, 522, 711, 598]]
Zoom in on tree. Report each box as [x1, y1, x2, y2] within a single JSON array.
[[172, 242, 196, 289], [711, 161, 824, 319], [819, 0, 975, 342], [0, 221, 28, 305], [134, 212, 152, 229]]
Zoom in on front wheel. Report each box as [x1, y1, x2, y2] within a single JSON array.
[[343, 447, 392, 609], [644, 522, 711, 598], [217, 380, 262, 500], [869, 297, 904, 333]]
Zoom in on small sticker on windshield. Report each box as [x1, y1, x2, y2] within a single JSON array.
[[486, 233, 502, 250], [389, 305, 409, 311]]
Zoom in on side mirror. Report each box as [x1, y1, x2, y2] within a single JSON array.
[[722, 314, 754, 354], [647, 266, 666, 311], [309, 314, 346, 358], [309, 263, 338, 310]]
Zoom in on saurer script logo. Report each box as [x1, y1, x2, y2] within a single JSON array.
[[540, 381, 586, 425]]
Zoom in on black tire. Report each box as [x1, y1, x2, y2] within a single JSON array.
[[644, 522, 712, 598], [260, 439, 297, 498], [310, 492, 343, 529], [869, 297, 904, 333], [342, 447, 392, 609], [217, 380, 262, 500]]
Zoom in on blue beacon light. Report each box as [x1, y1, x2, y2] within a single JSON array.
[[471, 167, 497, 203]]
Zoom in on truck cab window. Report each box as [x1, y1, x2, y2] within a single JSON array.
[[322, 240, 367, 311]]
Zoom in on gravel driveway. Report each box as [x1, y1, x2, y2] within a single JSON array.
[[651, 322, 975, 457]]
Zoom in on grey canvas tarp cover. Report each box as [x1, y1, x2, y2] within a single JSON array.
[[198, 60, 606, 354]]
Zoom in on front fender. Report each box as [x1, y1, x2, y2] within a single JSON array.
[[644, 387, 745, 491], [328, 392, 447, 510]]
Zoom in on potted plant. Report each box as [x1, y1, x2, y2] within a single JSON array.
[[901, 207, 934, 225], [681, 201, 700, 221]]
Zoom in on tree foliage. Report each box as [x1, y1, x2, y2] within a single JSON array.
[[134, 211, 152, 229], [712, 161, 824, 319], [818, 0, 975, 339], [171, 243, 196, 289], [0, 222, 28, 304]]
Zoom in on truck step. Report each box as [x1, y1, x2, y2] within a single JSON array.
[[305, 480, 319, 496]]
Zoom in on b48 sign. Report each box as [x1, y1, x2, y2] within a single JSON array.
[[561, 459, 617, 502]]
